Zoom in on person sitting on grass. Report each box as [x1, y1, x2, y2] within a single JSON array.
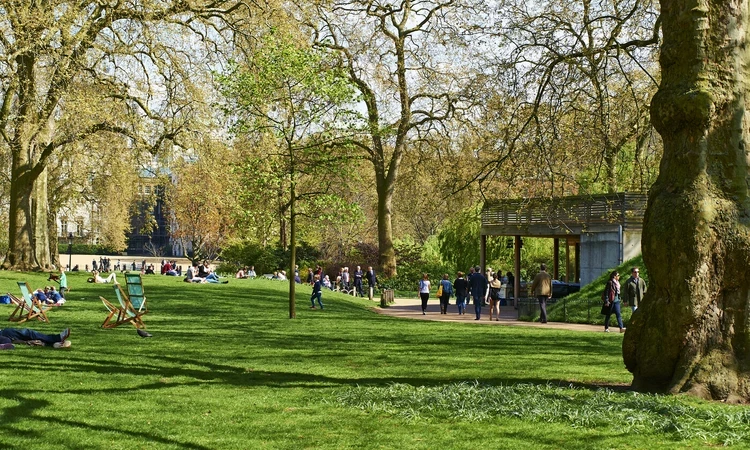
[[0, 327, 71, 350], [43, 286, 65, 305], [310, 274, 324, 309], [247, 266, 256, 278], [33, 288, 49, 304], [185, 263, 206, 283]]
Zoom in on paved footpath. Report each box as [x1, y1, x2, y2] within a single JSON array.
[[375, 298, 607, 333]]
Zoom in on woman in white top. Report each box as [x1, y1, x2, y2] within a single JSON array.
[[418, 273, 431, 315], [92, 270, 117, 284]]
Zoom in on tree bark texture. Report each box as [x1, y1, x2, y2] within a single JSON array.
[[377, 176, 397, 278], [623, 0, 750, 402], [34, 167, 52, 269], [4, 149, 37, 270]]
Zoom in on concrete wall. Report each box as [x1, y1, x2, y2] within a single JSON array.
[[623, 230, 643, 262], [579, 230, 621, 286]]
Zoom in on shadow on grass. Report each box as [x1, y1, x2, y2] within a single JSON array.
[[0, 388, 212, 450], [2, 352, 632, 394]]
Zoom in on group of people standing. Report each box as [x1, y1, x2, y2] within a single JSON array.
[[418, 266, 517, 320], [308, 265, 378, 310], [305, 265, 378, 299]]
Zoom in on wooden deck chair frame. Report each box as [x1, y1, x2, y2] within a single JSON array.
[[8, 282, 51, 323], [100, 282, 148, 329]]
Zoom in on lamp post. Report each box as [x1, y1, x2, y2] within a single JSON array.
[[68, 232, 73, 271]]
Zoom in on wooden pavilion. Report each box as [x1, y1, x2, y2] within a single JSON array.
[[480, 192, 648, 298]]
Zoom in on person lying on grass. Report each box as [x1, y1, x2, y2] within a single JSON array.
[[88, 270, 117, 284], [0, 327, 71, 349]]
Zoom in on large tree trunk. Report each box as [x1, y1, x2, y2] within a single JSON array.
[[623, 0, 750, 402], [49, 208, 61, 269], [376, 171, 397, 278], [34, 167, 52, 269], [3, 151, 37, 270]]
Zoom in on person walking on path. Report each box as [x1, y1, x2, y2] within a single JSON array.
[[366, 267, 377, 300], [453, 272, 468, 315], [487, 274, 503, 321], [469, 266, 487, 320], [602, 271, 625, 333], [622, 267, 647, 312], [418, 274, 431, 315], [310, 275, 324, 309], [438, 274, 453, 314], [531, 263, 552, 324], [0, 327, 71, 349]]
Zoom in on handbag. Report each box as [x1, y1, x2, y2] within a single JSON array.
[[436, 283, 444, 297]]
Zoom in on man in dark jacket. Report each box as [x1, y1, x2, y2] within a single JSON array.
[[469, 266, 487, 320], [354, 266, 364, 297], [622, 267, 647, 312], [366, 267, 377, 300]]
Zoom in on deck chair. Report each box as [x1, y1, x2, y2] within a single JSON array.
[[125, 273, 147, 313], [100, 281, 148, 329], [8, 282, 51, 323]]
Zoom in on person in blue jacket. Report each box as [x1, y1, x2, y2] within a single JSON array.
[[438, 274, 454, 314], [310, 274, 324, 309]]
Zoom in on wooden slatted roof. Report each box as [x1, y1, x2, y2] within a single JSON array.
[[481, 192, 647, 237]]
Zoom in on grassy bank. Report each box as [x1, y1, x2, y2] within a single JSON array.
[[0, 268, 742, 449]]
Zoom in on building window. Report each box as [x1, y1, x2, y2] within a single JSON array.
[[145, 185, 152, 195], [61, 219, 68, 237], [76, 220, 84, 237]]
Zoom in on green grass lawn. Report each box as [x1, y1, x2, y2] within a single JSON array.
[[0, 270, 745, 449]]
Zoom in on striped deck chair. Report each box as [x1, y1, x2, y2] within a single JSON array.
[[100, 281, 148, 329], [8, 282, 51, 323]]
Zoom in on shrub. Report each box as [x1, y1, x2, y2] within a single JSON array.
[[57, 243, 112, 255]]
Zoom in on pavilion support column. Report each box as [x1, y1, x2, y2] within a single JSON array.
[[480, 234, 486, 275], [565, 240, 571, 283], [553, 238, 559, 280], [574, 242, 581, 283], [514, 235, 521, 300]]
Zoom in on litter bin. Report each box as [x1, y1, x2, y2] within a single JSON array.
[[380, 289, 394, 307]]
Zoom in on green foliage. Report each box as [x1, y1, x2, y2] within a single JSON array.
[[334, 383, 749, 446], [220, 239, 321, 275], [437, 205, 569, 281], [56, 243, 114, 255], [545, 255, 647, 324], [379, 239, 454, 291]]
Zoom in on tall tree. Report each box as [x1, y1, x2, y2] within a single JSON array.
[[302, 0, 477, 276], [0, 0, 248, 270], [491, 0, 661, 195], [166, 139, 239, 261], [219, 30, 358, 318], [623, 0, 750, 403]]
